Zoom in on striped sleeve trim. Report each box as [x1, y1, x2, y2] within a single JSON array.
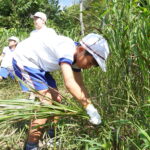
[[59, 58, 73, 65]]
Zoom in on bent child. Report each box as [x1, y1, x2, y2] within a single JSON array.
[[12, 33, 109, 150]]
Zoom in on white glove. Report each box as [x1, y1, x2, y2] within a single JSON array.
[[85, 104, 102, 125]]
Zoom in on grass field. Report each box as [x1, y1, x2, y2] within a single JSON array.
[[0, 68, 149, 150], [0, 0, 150, 149]]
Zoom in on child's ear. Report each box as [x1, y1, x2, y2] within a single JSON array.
[[78, 46, 86, 53]]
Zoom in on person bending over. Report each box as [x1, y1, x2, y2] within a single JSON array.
[[12, 33, 109, 150]]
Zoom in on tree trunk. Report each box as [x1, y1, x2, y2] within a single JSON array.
[[80, 0, 85, 35]]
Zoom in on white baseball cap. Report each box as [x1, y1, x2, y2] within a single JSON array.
[[33, 12, 47, 22], [8, 36, 19, 43], [80, 33, 109, 72]]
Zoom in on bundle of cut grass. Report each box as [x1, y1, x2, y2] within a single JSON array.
[[0, 98, 88, 125]]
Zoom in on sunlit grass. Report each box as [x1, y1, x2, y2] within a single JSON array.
[[0, 98, 88, 124], [0, 0, 149, 149]]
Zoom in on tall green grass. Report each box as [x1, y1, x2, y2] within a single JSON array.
[[82, 0, 150, 149], [0, 0, 149, 149]]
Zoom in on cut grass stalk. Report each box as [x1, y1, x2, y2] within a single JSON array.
[[0, 99, 88, 125]]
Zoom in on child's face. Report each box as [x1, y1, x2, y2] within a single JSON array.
[[8, 40, 17, 47], [76, 49, 97, 69], [33, 17, 45, 30]]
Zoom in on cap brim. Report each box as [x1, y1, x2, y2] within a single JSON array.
[[8, 38, 19, 43], [31, 15, 47, 22], [30, 15, 40, 19], [80, 41, 107, 72], [91, 52, 106, 72], [8, 38, 15, 41]]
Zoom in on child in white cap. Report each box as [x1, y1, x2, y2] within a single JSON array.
[[30, 12, 57, 38], [12, 33, 109, 150], [0, 36, 19, 80], [26, 12, 58, 100]]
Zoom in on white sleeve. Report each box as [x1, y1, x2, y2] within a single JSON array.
[[47, 28, 57, 36], [54, 37, 75, 64], [30, 30, 36, 37], [2, 47, 8, 54]]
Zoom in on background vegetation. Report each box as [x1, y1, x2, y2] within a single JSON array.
[[0, 0, 149, 149]]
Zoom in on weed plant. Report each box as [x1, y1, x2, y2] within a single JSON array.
[[0, 0, 150, 149]]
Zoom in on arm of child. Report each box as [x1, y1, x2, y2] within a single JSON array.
[[60, 62, 101, 125], [60, 62, 90, 107]]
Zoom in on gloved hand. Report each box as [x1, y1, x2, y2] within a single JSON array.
[[85, 104, 101, 125]]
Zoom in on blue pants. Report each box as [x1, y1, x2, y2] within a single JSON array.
[[12, 59, 57, 92], [0, 67, 14, 79]]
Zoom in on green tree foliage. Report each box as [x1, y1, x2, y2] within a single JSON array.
[[55, 5, 81, 37], [0, 0, 81, 36], [0, 0, 60, 30]]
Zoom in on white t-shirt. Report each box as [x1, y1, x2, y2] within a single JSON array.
[[1, 46, 14, 68], [30, 26, 57, 39], [13, 35, 77, 72]]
